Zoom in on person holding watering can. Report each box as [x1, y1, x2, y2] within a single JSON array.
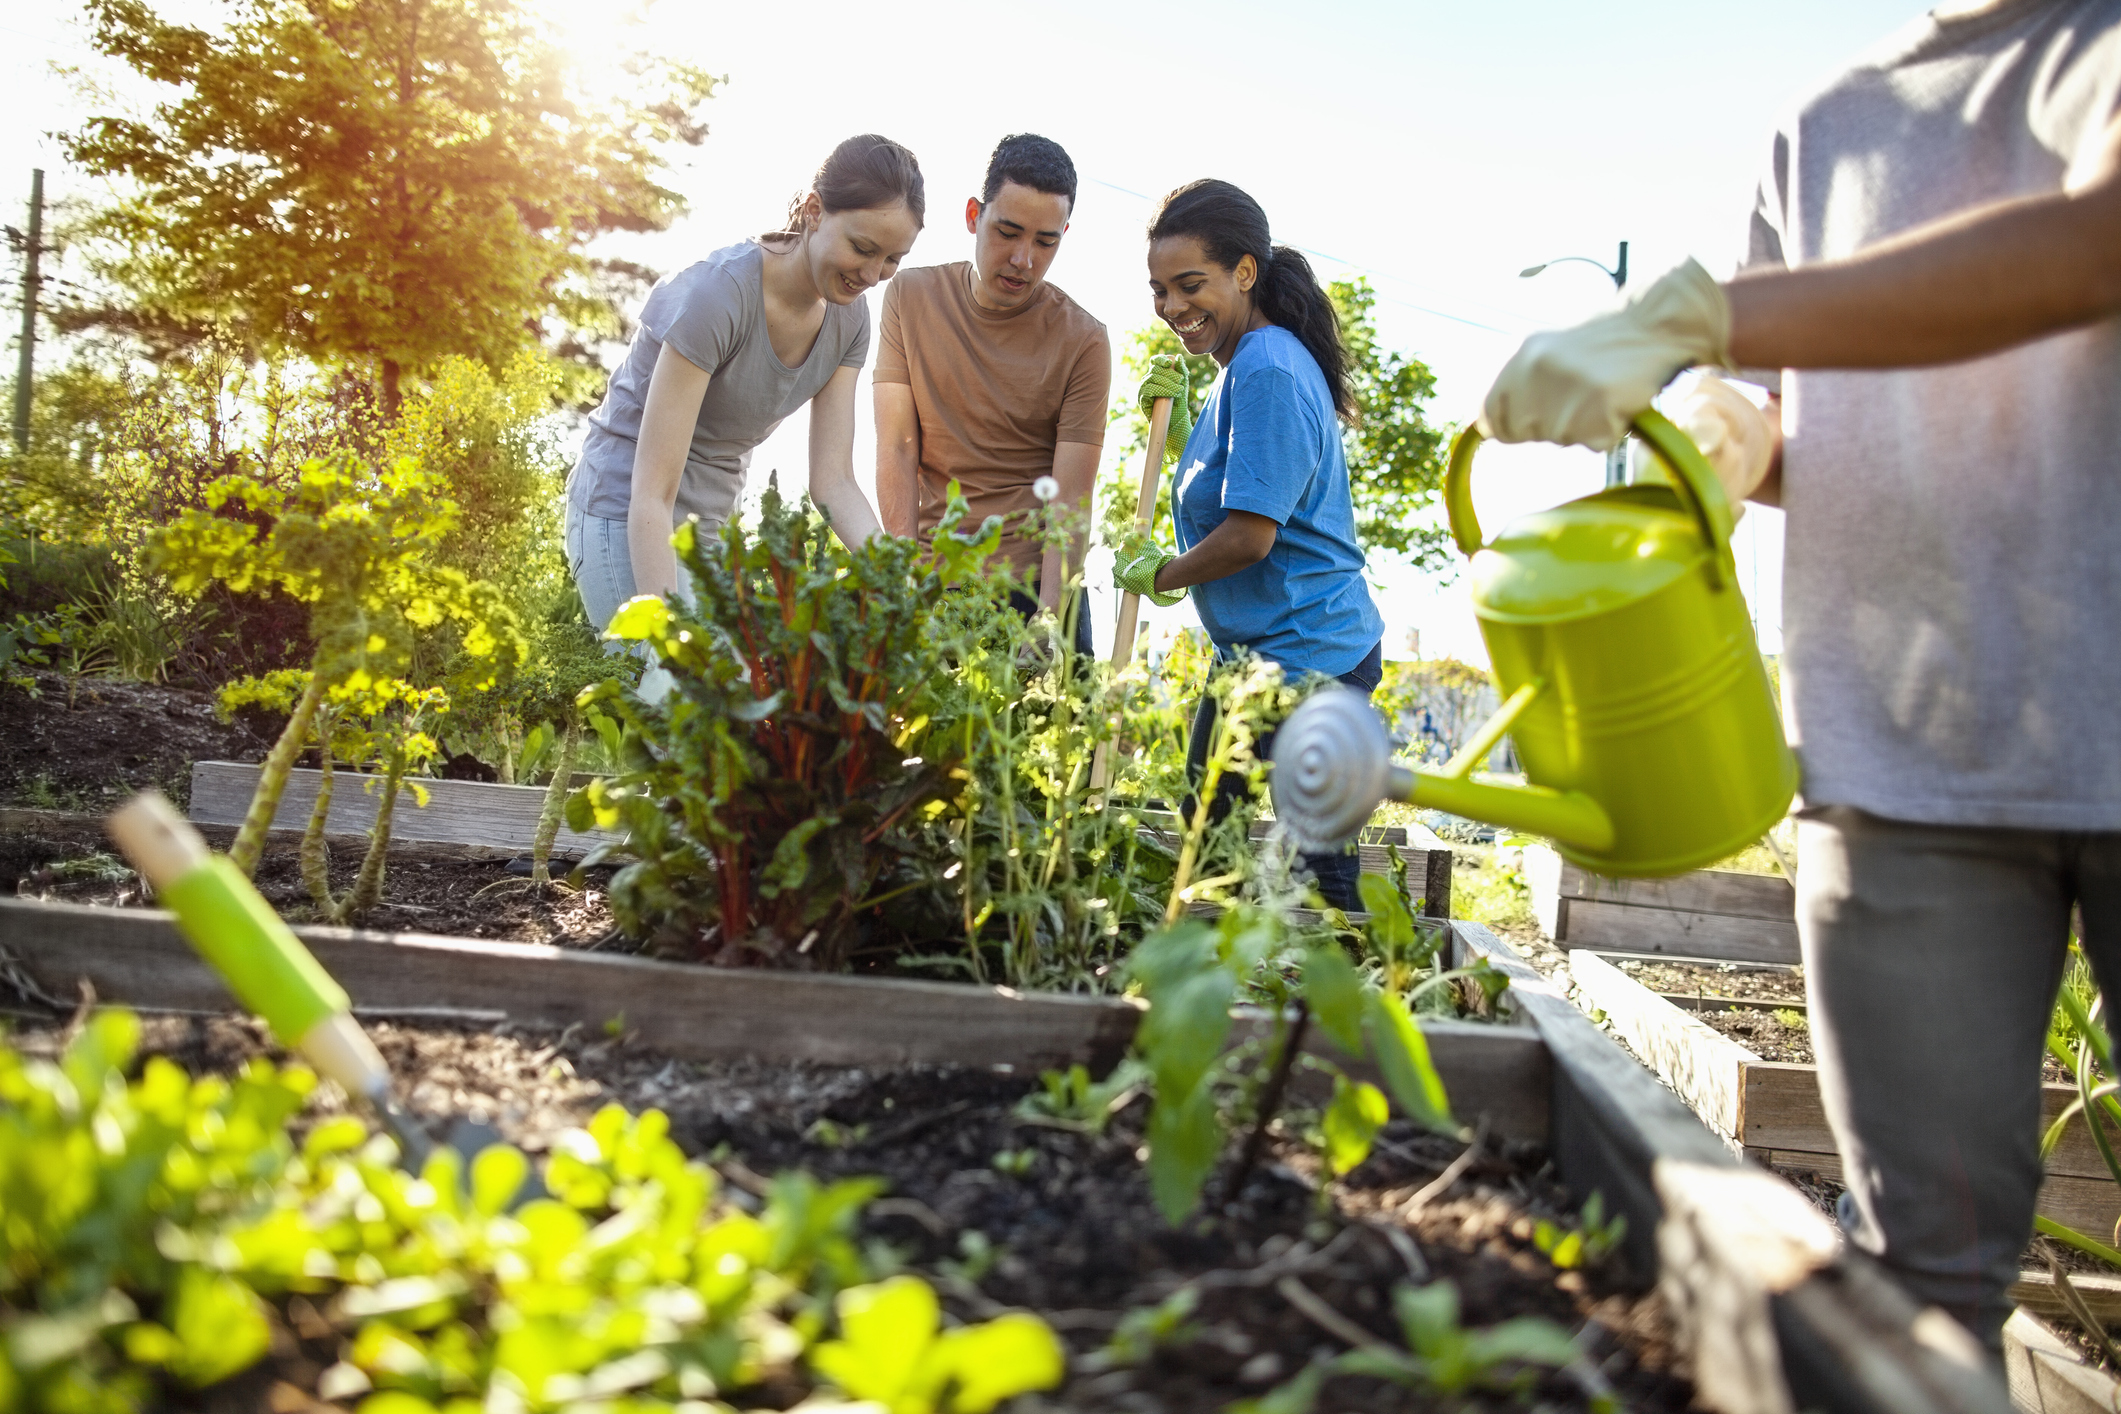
[[1482, 2, 2121, 1349], [565, 135, 924, 631], [1115, 179, 1385, 910]]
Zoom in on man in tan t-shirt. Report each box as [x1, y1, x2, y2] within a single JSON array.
[[875, 132, 1112, 653]]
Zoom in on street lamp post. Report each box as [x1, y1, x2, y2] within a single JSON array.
[[1520, 241, 1629, 486]]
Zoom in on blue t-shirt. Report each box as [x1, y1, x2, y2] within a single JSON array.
[[1171, 326, 1383, 677]]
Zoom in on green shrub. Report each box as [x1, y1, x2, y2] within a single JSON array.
[[154, 454, 525, 882]]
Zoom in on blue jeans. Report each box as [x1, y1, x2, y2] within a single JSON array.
[[1185, 640, 1384, 911]]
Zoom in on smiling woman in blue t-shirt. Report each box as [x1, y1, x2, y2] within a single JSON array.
[[1113, 178, 1385, 907]]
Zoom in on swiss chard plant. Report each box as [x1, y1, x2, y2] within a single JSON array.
[[153, 454, 525, 879], [0, 1010, 1065, 1412], [572, 481, 1002, 969]]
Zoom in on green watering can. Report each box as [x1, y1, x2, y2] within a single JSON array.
[[1271, 411, 1797, 877]]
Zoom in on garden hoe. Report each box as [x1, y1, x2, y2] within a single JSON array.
[[1088, 392, 1175, 793], [108, 791, 523, 1181]]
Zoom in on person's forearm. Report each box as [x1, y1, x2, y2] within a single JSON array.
[[811, 461, 882, 549], [1157, 513, 1275, 591], [1040, 445, 1098, 609], [1726, 181, 2121, 370], [876, 449, 920, 538], [626, 499, 681, 601]]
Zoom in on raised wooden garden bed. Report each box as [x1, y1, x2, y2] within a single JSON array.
[[1526, 843, 1796, 964], [1567, 947, 2121, 1237], [0, 890, 2013, 1414], [189, 758, 621, 858]]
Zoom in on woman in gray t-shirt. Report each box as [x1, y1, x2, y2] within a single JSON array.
[[566, 135, 926, 628]]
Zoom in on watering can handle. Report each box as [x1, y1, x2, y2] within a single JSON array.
[[1444, 410, 1737, 559]]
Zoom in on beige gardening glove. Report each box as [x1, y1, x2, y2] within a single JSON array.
[[1670, 373, 1776, 512], [1482, 258, 1733, 451]]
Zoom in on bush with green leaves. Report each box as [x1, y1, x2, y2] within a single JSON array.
[[0, 1010, 1065, 1412], [153, 453, 525, 879], [573, 481, 1005, 969], [1123, 878, 1495, 1225]]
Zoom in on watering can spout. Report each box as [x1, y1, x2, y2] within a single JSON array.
[[1404, 771, 1615, 853], [1270, 688, 1614, 855]]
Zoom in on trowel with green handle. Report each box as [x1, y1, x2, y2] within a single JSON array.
[[107, 791, 519, 1176]]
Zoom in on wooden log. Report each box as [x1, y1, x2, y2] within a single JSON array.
[[188, 760, 620, 858], [2004, 1310, 2121, 1414], [1560, 897, 1801, 965], [1757, 1148, 2121, 1239], [1453, 921, 2013, 1414], [0, 898, 1520, 1116]]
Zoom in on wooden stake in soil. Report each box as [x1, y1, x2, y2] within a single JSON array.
[[1090, 395, 1174, 793]]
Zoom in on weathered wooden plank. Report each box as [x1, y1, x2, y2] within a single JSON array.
[[1225, 1010, 1548, 1144], [189, 760, 620, 858], [1761, 1147, 2121, 1239], [1561, 861, 1794, 920], [1743, 1063, 2121, 1184], [2005, 1310, 2120, 1414], [0, 899, 1520, 1115], [1570, 948, 1756, 1139], [2009, 1270, 2121, 1326], [1561, 898, 1801, 965]]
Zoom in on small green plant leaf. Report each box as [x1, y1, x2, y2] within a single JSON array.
[[1366, 992, 1456, 1134], [1322, 1076, 1390, 1176], [1302, 945, 1369, 1057]]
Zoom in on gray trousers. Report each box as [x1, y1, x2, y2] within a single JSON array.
[[1799, 805, 2121, 1348]]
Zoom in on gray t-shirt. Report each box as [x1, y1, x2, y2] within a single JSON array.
[[1742, 0, 2121, 830], [573, 240, 870, 528]]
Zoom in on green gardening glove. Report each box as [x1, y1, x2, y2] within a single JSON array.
[[1113, 536, 1185, 606], [1137, 354, 1193, 465]]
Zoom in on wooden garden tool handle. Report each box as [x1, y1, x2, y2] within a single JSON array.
[[1110, 396, 1175, 671], [1090, 396, 1175, 793]]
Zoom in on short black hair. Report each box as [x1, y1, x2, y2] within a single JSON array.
[[981, 133, 1077, 209]]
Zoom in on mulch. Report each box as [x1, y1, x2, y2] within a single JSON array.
[[0, 670, 274, 812]]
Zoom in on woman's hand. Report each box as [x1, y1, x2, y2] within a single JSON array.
[[1156, 510, 1277, 591], [1113, 534, 1184, 606], [629, 343, 713, 600], [808, 364, 883, 549]]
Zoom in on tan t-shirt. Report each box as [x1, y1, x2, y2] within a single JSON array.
[[875, 263, 1111, 577]]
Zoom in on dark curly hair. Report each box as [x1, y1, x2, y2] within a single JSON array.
[[981, 133, 1077, 209]]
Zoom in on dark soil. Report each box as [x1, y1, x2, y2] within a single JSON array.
[[0, 1008, 1694, 1414], [1694, 1005, 1814, 1063], [0, 671, 274, 812], [0, 811, 620, 946], [1611, 957, 1805, 1006]]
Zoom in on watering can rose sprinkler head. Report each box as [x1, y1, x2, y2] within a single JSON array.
[[1270, 688, 1618, 854]]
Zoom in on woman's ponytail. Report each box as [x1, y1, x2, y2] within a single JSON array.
[[1148, 181, 1355, 422], [781, 134, 926, 234]]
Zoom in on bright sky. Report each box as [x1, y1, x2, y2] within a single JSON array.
[[0, 0, 1928, 666]]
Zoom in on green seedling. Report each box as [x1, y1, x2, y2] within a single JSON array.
[[1015, 1059, 1146, 1132], [808, 1274, 1065, 1414], [1773, 1007, 1808, 1031], [1533, 1190, 1628, 1271], [0, 1010, 1034, 1409], [990, 1147, 1036, 1177], [937, 1230, 998, 1284], [804, 1117, 867, 1149], [1081, 1287, 1202, 1373], [1252, 1280, 1578, 1410]]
